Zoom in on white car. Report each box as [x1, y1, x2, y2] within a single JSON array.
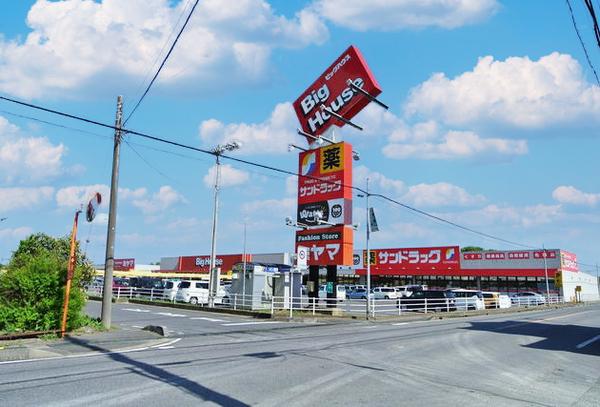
[[448, 289, 485, 310], [162, 280, 181, 302], [176, 280, 227, 305], [371, 287, 399, 300]]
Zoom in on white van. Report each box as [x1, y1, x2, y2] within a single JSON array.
[[175, 281, 228, 305], [176, 280, 209, 304], [162, 279, 181, 302]]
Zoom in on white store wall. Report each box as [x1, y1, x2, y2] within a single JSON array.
[[562, 270, 599, 302]]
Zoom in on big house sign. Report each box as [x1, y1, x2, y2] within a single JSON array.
[[293, 45, 382, 142], [293, 45, 382, 266]]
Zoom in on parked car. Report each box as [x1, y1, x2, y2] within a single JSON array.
[[371, 287, 399, 300], [395, 284, 427, 298], [162, 280, 181, 301], [398, 290, 456, 312], [510, 292, 546, 306], [176, 280, 227, 305], [448, 289, 485, 310], [348, 287, 369, 300], [481, 291, 512, 309], [318, 284, 346, 302]]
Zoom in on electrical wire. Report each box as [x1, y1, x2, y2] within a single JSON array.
[[1, 93, 598, 265], [127, 0, 195, 106], [583, 0, 600, 47], [565, 0, 600, 85], [123, 0, 200, 125]]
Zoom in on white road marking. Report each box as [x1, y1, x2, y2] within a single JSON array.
[[361, 325, 378, 329], [392, 322, 408, 326], [190, 317, 227, 322], [576, 334, 600, 349], [155, 312, 186, 317], [123, 308, 150, 313], [131, 325, 143, 329], [221, 321, 281, 326], [150, 338, 181, 348]]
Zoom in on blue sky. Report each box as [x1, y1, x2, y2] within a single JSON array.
[[0, 0, 599, 271]]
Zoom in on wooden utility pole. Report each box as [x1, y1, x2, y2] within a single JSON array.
[[61, 210, 81, 337]]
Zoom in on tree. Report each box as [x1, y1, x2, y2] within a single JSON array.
[[461, 246, 485, 252], [0, 233, 94, 333]]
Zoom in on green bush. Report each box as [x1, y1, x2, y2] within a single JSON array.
[[0, 233, 93, 333]]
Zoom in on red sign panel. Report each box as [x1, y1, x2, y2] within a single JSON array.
[[298, 142, 353, 206], [293, 45, 382, 141], [295, 226, 354, 266], [356, 246, 460, 275], [177, 254, 251, 273], [114, 258, 135, 271], [560, 250, 578, 272]]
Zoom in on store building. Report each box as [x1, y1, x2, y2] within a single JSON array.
[[352, 246, 577, 295]]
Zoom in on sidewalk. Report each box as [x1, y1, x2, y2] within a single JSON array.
[[0, 328, 168, 363]]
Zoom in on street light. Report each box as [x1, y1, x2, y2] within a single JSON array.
[[208, 141, 241, 307], [357, 178, 371, 319]]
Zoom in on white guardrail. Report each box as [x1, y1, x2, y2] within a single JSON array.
[[86, 286, 565, 318]]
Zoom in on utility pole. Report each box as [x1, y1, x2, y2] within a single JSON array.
[[366, 178, 371, 320], [596, 263, 600, 299], [101, 96, 123, 329], [242, 221, 247, 309], [542, 245, 550, 301], [208, 142, 240, 307]]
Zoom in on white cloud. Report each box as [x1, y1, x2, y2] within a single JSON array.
[[405, 52, 600, 128], [0, 226, 34, 240], [354, 165, 483, 207], [0, 116, 65, 182], [383, 129, 527, 160], [0, 186, 54, 212], [354, 165, 405, 196], [242, 197, 295, 216], [56, 184, 109, 208], [311, 0, 498, 31], [131, 185, 186, 214], [203, 164, 250, 188], [0, 0, 328, 99], [199, 102, 297, 155], [552, 186, 600, 206], [402, 182, 485, 207], [448, 203, 562, 228]]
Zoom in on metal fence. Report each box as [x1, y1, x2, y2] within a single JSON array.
[[86, 286, 565, 318]]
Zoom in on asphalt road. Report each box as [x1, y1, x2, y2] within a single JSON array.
[[84, 300, 317, 336], [1, 303, 599, 406]]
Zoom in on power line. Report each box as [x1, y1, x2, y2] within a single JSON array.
[[123, 0, 200, 125], [565, 0, 600, 85], [1, 93, 598, 264], [583, 0, 600, 48], [127, 0, 195, 105], [369, 193, 537, 250]]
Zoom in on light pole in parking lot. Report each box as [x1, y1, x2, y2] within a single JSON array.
[[208, 141, 241, 307]]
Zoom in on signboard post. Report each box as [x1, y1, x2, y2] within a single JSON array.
[[292, 44, 383, 314]]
